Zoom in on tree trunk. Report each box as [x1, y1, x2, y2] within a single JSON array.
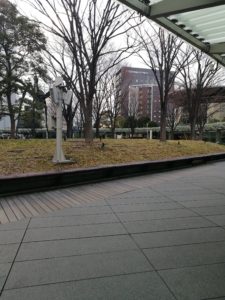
[[110, 117, 116, 138], [95, 117, 101, 138], [169, 131, 174, 140], [111, 127, 115, 138], [6, 93, 16, 138], [198, 130, 203, 140], [66, 122, 73, 138], [31, 99, 36, 138], [160, 109, 167, 142], [216, 129, 222, 144], [84, 105, 93, 143], [131, 127, 135, 138], [190, 120, 196, 140], [44, 102, 49, 139], [66, 118, 73, 138], [10, 115, 16, 138]]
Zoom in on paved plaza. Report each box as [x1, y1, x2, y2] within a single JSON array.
[[1, 161, 225, 299]]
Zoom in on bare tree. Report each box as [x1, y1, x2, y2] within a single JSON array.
[[179, 50, 221, 139], [132, 23, 191, 141], [74, 102, 84, 138], [27, 0, 140, 143], [166, 103, 182, 139], [92, 59, 109, 138], [45, 42, 79, 138], [93, 89, 107, 138], [197, 94, 223, 139], [126, 86, 139, 137], [105, 78, 122, 137], [106, 92, 122, 137], [95, 67, 123, 138], [104, 64, 133, 137], [93, 59, 131, 138], [207, 101, 223, 123]]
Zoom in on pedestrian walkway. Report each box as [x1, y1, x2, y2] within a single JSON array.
[[1, 161, 225, 299], [0, 168, 184, 224]]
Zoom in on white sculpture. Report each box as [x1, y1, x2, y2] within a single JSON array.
[[50, 77, 71, 163]]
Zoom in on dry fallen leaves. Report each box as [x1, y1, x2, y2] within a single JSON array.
[[0, 138, 225, 176]]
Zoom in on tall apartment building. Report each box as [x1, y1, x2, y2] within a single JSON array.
[[116, 67, 161, 124]]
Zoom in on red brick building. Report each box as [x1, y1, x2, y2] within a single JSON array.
[[116, 67, 161, 124]]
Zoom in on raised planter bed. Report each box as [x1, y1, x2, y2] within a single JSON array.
[[0, 152, 225, 196]]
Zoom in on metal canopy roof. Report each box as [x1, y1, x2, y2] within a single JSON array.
[[118, 0, 225, 66]]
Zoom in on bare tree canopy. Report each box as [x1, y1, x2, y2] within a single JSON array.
[[26, 0, 140, 142], [166, 103, 182, 139], [179, 49, 221, 139], [131, 22, 192, 141]]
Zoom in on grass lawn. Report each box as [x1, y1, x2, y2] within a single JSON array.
[[0, 138, 225, 176]]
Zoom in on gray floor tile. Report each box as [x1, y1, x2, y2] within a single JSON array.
[[155, 187, 205, 195], [123, 216, 216, 234], [24, 223, 126, 242], [0, 263, 11, 292], [0, 244, 19, 263], [213, 188, 225, 193], [110, 202, 182, 213], [206, 215, 225, 226], [132, 227, 225, 248], [156, 186, 204, 194], [0, 277, 5, 292], [116, 208, 197, 222], [5, 250, 152, 289], [144, 241, 225, 270], [107, 196, 172, 205], [16, 235, 137, 261], [192, 206, 225, 216], [1, 272, 176, 300], [0, 230, 25, 245], [111, 188, 162, 198], [73, 200, 108, 206], [204, 298, 225, 300], [159, 263, 225, 300], [45, 205, 112, 217], [0, 220, 29, 231], [196, 183, 225, 189], [0, 263, 11, 278], [29, 213, 117, 228], [203, 298, 225, 300], [167, 193, 223, 202], [180, 198, 225, 208]]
